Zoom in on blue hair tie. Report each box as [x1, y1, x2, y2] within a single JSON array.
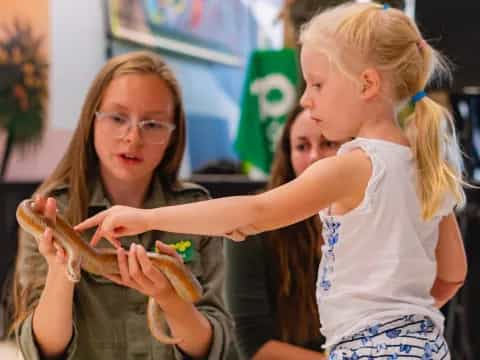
[[383, 3, 391, 10], [411, 90, 427, 104]]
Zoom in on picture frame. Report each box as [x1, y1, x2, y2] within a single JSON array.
[[106, 0, 245, 66]]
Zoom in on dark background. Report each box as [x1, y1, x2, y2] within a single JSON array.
[[416, 0, 480, 92]]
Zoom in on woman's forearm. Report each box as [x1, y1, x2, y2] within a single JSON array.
[[157, 293, 212, 358], [431, 276, 464, 308], [32, 266, 75, 357], [253, 340, 326, 360]]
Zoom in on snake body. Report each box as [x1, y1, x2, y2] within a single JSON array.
[[16, 198, 203, 344]]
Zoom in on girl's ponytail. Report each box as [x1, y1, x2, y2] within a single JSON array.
[[403, 96, 465, 219]]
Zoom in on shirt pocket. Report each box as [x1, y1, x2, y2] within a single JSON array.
[[159, 233, 204, 281]]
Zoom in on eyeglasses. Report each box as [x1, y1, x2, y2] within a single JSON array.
[[95, 111, 176, 145]]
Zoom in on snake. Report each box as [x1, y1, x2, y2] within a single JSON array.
[[16, 198, 203, 344]]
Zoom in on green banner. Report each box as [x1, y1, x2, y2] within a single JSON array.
[[235, 49, 300, 174]]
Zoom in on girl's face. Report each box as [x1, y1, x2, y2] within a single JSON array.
[[94, 73, 176, 186], [300, 45, 365, 141], [290, 110, 343, 176]]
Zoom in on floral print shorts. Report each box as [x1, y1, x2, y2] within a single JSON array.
[[328, 315, 450, 360]]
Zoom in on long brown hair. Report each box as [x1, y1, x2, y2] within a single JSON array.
[[10, 51, 187, 334], [265, 105, 322, 345]]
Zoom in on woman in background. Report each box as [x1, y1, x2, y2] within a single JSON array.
[[226, 105, 348, 359]]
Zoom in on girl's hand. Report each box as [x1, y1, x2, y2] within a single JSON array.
[[103, 241, 180, 307], [74, 206, 151, 248], [33, 196, 68, 269]]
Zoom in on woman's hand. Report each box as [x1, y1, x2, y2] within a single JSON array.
[[33, 196, 68, 269], [74, 205, 151, 248], [103, 241, 182, 307], [30, 196, 75, 357]]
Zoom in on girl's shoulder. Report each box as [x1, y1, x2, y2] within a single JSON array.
[[337, 137, 412, 157], [334, 138, 412, 181]]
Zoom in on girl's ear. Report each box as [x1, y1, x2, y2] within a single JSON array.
[[360, 68, 381, 100]]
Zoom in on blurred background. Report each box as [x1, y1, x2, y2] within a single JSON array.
[[1, 1, 479, 359]]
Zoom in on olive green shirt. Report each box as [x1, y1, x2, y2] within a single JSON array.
[[15, 176, 233, 359]]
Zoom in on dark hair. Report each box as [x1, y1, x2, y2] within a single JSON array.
[[264, 104, 322, 345]]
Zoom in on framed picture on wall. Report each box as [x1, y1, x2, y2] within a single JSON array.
[[106, 0, 246, 66]]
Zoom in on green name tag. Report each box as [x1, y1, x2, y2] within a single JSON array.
[[156, 240, 194, 263]]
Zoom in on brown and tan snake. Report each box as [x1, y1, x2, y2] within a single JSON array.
[[16, 198, 203, 344]]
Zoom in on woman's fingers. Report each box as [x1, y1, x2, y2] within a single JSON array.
[[39, 228, 66, 266], [137, 245, 167, 284], [117, 247, 135, 287], [33, 195, 46, 213], [155, 241, 183, 263], [112, 244, 172, 298], [38, 228, 54, 255], [129, 244, 155, 290], [54, 243, 67, 264], [36, 198, 58, 255], [44, 197, 57, 224]]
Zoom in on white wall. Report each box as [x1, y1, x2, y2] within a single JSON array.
[[50, 0, 106, 129]]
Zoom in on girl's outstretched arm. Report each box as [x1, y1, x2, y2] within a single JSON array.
[[431, 213, 468, 308], [76, 150, 370, 245]]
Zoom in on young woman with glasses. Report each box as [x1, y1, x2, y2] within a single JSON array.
[[11, 51, 233, 360]]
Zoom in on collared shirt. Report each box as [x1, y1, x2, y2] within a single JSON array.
[[15, 175, 233, 360]]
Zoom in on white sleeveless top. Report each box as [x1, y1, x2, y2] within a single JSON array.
[[317, 138, 456, 349]]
